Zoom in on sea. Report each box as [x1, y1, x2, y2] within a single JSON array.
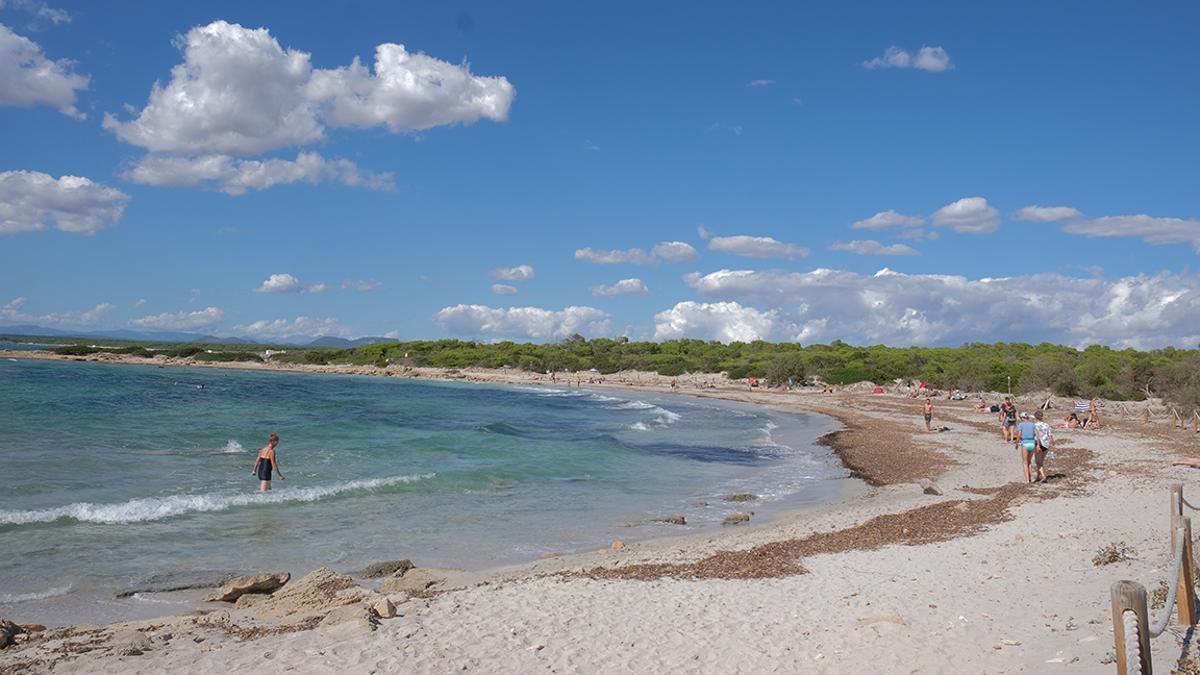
[[0, 352, 847, 625]]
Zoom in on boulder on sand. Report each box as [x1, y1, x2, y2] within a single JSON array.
[[318, 605, 378, 632], [380, 568, 447, 594], [372, 598, 397, 619], [203, 572, 290, 603], [111, 628, 153, 656], [0, 619, 23, 650], [256, 567, 365, 620], [233, 593, 270, 609], [361, 560, 414, 579]]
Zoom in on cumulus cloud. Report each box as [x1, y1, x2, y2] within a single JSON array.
[[102, 20, 513, 193], [829, 240, 919, 256], [121, 152, 394, 194], [1063, 215, 1200, 252], [491, 283, 518, 295], [490, 264, 535, 281], [0, 23, 88, 118], [232, 316, 352, 339], [653, 301, 779, 342], [254, 273, 303, 294], [129, 306, 224, 331], [0, 1, 72, 25], [851, 209, 926, 230], [434, 304, 612, 341], [341, 279, 381, 292], [708, 235, 809, 260], [0, 170, 130, 235], [1, 296, 115, 326], [931, 197, 1000, 234], [1014, 205, 1083, 222], [679, 267, 1200, 348], [864, 45, 953, 72], [590, 278, 649, 297], [651, 241, 697, 263]]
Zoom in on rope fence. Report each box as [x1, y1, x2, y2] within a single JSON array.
[[1108, 483, 1199, 674]]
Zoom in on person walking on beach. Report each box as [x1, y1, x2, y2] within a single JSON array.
[[1015, 413, 1039, 483], [999, 397, 1017, 442], [923, 399, 934, 432], [1033, 409, 1053, 482], [252, 433, 285, 492]]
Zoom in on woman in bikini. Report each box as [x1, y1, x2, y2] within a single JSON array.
[[252, 433, 285, 492]]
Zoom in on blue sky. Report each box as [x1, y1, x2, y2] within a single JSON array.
[[1, 1, 1198, 347]]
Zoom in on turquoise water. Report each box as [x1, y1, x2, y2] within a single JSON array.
[[0, 358, 844, 624]]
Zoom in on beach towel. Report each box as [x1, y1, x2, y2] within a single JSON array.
[[1074, 401, 1090, 414]]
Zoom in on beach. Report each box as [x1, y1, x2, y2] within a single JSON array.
[[2, 349, 1199, 673]]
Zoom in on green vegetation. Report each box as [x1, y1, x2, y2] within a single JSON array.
[[6, 333, 1198, 410]]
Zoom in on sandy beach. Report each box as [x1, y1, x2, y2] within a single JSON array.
[[2, 349, 1199, 673]]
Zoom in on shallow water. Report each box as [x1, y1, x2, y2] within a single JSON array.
[[0, 359, 844, 625]]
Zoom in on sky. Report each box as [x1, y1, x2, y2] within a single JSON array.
[[1, 0, 1198, 348]]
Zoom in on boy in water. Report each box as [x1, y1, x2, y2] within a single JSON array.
[[253, 433, 285, 492]]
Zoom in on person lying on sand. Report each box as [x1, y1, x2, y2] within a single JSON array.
[[253, 433, 285, 492]]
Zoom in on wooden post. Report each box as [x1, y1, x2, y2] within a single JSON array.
[[1179, 517, 1198, 627], [1111, 580, 1153, 675], [1171, 484, 1183, 553]]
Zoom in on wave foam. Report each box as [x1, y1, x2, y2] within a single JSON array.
[[221, 440, 244, 453], [0, 474, 436, 526], [0, 586, 70, 603]]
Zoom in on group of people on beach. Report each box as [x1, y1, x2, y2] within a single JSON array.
[[998, 397, 1054, 483]]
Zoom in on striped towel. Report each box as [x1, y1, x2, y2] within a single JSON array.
[[1075, 401, 1090, 413]]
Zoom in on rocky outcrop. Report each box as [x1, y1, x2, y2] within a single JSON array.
[[256, 567, 365, 620], [722, 513, 752, 526], [380, 568, 448, 594], [318, 605, 378, 632], [361, 559, 414, 579], [202, 572, 290, 602], [233, 593, 270, 609], [655, 515, 687, 525], [723, 493, 758, 502], [0, 619, 22, 650]]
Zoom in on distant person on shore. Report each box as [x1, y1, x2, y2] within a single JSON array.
[[1016, 413, 1039, 483], [1033, 409, 1053, 482], [923, 399, 934, 432], [252, 433, 285, 491], [1087, 398, 1102, 428], [999, 397, 1017, 442]]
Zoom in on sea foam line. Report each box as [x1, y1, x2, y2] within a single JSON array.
[[0, 586, 71, 603], [0, 473, 436, 526]]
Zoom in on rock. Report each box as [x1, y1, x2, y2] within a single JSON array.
[[0, 619, 23, 650], [373, 598, 397, 619], [362, 560, 414, 579], [655, 516, 686, 525], [20, 624, 46, 633], [112, 629, 153, 656], [723, 493, 758, 503], [319, 605, 378, 632], [202, 572, 290, 603], [380, 568, 446, 595], [722, 513, 752, 526], [918, 479, 942, 496], [610, 540, 625, 551], [256, 567, 364, 620], [855, 613, 906, 629], [233, 593, 270, 609]]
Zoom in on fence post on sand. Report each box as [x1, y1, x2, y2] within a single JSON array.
[[1178, 517, 1198, 627], [1111, 580, 1153, 675]]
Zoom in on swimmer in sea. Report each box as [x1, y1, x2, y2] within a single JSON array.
[[252, 433, 285, 491]]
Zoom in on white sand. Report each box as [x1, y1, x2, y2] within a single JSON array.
[[3, 371, 1199, 673]]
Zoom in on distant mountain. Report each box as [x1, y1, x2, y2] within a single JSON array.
[[305, 336, 395, 348]]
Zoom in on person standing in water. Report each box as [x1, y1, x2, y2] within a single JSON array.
[[923, 398, 934, 432], [252, 433, 285, 491]]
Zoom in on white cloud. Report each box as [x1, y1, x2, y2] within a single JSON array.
[[575, 247, 654, 265], [590, 278, 649, 297], [491, 283, 518, 295], [104, 19, 512, 159], [1063, 215, 1200, 252], [651, 241, 697, 262], [308, 283, 327, 293], [121, 152, 394, 195], [129, 307, 224, 331], [434, 304, 612, 341], [0, 23, 88, 118], [829, 240, 920, 256], [864, 45, 953, 73], [341, 279, 381, 292], [134, 298, 146, 308], [254, 273, 303, 294], [679, 267, 1200, 348], [708, 235, 809, 260], [1014, 205, 1083, 222], [0, 1, 72, 25], [931, 197, 1000, 234], [1, 296, 115, 326], [232, 316, 351, 339], [747, 79, 774, 87], [851, 209, 926, 230], [0, 170, 130, 235], [653, 301, 779, 343], [490, 264, 535, 281], [697, 225, 713, 240]]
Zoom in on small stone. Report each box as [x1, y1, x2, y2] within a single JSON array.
[[319, 605, 378, 632], [112, 628, 153, 656], [655, 516, 686, 525], [918, 479, 942, 496], [373, 598, 397, 619], [610, 540, 625, 551], [1000, 639, 1021, 646], [362, 560, 414, 579], [722, 513, 751, 526]]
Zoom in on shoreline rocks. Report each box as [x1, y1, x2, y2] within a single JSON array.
[[202, 572, 290, 603], [724, 493, 758, 503], [722, 513, 752, 526], [361, 559, 414, 579]]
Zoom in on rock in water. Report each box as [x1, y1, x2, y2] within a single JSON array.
[[202, 572, 290, 602], [655, 516, 686, 525], [372, 598, 397, 619], [722, 513, 751, 526], [361, 560, 414, 579], [610, 540, 625, 551], [723, 494, 758, 503]]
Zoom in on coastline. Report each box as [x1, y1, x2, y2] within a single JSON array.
[[3, 348, 1200, 672]]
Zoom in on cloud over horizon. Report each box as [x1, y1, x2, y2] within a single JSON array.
[[0, 170, 130, 235]]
